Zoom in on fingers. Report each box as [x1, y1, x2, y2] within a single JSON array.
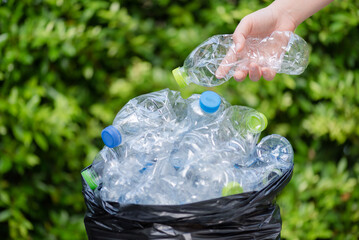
[[262, 67, 276, 81], [233, 66, 276, 82], [248, 63, 261, 82], [215, 43, 237, 79], [233, 17, 251, 52], [216, 18, 251, 79], [233, 70, 247, 82], [233, 33, 246, 53], [219, 17, 278, 82]]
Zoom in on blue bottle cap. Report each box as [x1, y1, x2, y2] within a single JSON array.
[[101, 125, 122, 148], [199, 91, 221, 113]]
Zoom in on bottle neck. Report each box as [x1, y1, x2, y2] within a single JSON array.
[[246, 112, 267, 134], [173, 67, 189, 87], [82, 168, 100, 190]]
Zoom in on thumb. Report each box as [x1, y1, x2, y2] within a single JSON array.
[[233, 19, 251, 52]]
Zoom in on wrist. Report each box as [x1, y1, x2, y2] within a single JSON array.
[[269, 1, 299, 30], [269, 0, 334, 30]]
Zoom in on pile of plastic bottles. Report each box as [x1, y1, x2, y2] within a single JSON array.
[[82, 89, 294, 205], [82, 30, 308, 205]]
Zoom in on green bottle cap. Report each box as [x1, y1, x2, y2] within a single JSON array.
[[222, 181, 243, 196], [81, 169, 98, 190], [247, 112, 268, 133], [172, 67, 188, 88]]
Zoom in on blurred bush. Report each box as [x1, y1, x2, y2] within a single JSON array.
[[0, 0, 358, 239]]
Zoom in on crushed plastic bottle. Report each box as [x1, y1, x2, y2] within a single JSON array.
[[100, 151, 157, 202], [172, 31, 309, 87], [169, 91, 224, 170], [101, 89, 183, 148], [240, 134, 294, 192], [81, 147, 117, 190], [255, 134, 294, 165], [218, 106, 268, 164], [177, 157, 238, 203]]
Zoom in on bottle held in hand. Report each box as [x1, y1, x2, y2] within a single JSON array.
[[173, 31, 309, 87]]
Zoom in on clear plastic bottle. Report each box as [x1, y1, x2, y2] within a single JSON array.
[[177, 154, 239, 203], [101, 89, 182, 148], [172, 31, 310, 87], [218, 106, 268, 154], [185, 90, 226, 128], [255, 134, 294, 166], [243, 134, 294, 192], [100, 151, 156, 202], [81, 147, 117, 190], [169, 91, 223, 170]]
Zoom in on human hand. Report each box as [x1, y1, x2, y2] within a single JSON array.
[[216, 5, 297, 82]]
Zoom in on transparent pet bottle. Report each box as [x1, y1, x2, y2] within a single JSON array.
[[172, 31, 310, 87]]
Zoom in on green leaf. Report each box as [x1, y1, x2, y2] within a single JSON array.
[[34, 132, 49, 151], [0, 209, 11, 222]]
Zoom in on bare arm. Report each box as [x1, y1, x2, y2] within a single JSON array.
[[272, 0, 334, 28], [225, 0, 334, 82]]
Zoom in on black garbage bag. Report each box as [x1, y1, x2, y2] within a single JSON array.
[[82, 164, 293, 240]]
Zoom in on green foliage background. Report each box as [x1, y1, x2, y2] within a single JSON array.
[[0, 0, 358, 239]]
